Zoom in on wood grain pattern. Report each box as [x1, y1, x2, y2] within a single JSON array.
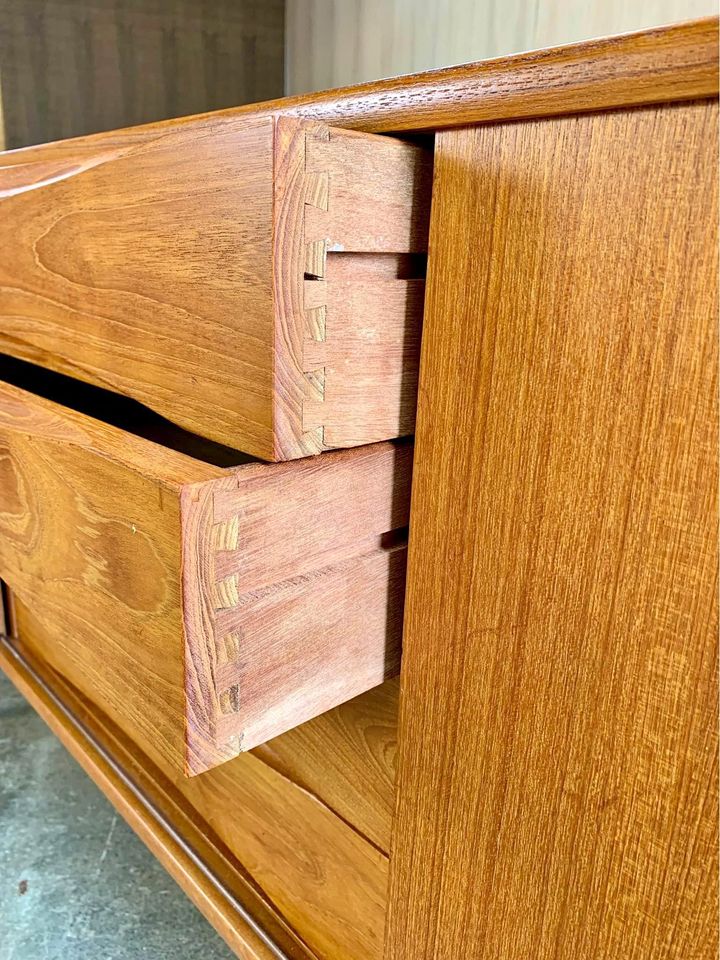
[[248, 16, 720, 131], [1, 16, 713, 141], [0, 379, 409, 778], [0, 379, 217, 774], [0, 116, 278, 457], [387, 100, 718, 959], [271, 119, 430, 459], [182, 439, 411, 775], [10, 597, 395, 960], [0, 117, 429, 460], [254, 677, 399, 853], [301, 279, 424, 448]]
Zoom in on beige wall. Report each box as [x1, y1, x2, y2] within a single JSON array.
[[285, 0, 716, 94]]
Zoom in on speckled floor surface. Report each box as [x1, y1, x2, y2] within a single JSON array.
[[0, 671, 235, 960]]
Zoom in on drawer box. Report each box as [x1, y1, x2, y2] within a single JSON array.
[[0, 116, 430, 461], [0, 375, 410, 775]]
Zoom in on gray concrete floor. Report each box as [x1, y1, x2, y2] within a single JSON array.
[[0, 671, 235, 960]]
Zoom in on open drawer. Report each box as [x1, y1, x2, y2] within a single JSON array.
[[0, 116, 431, 461], [0, 368, 410, 776]]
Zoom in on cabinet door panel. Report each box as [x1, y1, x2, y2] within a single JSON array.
[[388, 101, 718, 959]]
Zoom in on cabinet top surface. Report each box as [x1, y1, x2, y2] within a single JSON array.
[[0, 16, 717, 156]]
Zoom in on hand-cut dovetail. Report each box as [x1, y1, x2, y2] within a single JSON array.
[[304, 279, 327, 311], [215, 630, 242, 664], [304, 368, 325, 401], [305, 170, 329, 210], [304, 203, 332, 248], [303, 365, 325, 432], [305, 239, 327, 279], [212, 573, 240, 610], [302, 398, 325, 431], [182, 436, 413, 775], [211, 514, 239, 551], [218, 684, 240, 715], [305, 304, 326, 340], [301, 135, 330, 445], [303, 339, 327, 370]]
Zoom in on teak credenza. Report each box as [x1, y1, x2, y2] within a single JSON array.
[[0, 17, 717, 960]]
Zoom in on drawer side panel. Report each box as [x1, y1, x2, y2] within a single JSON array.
[[182, 440, 412, 775]]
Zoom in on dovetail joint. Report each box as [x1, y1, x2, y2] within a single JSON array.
[[302, 131, 329, 443], [210, 509, 244, 735]]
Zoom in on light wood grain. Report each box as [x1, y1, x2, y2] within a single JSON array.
[[182, 439, 411, 775], [301, 279, 424, 447], [0, 116, 278, 457], [0, 117, 429, 460], [302, 125, 431, 250], [0, 378, 409, 778], [271, 118, 429, 458], [254, 677, 399, 853], [0, 370, 402, 954], [10, 598, 395, 960], [0, 380, 217, 774], [387, 100, 718, 959]]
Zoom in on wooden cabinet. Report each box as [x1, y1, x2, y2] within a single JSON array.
[[0, 16, 717, 960]]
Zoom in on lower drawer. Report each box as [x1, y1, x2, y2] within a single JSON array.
[[0, 371, 410, 776], [3, 599, 397, 960]]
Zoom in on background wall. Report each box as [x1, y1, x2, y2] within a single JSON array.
[[0, 0, 284, 150], [285, 0, 716, 94]]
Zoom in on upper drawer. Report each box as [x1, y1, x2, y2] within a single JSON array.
[[0, 116, 431, 460], [0, 368, 410, 775]]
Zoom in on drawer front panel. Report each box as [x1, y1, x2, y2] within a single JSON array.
[[0, 117, 430, 460], [0, 379, 410, 776]]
